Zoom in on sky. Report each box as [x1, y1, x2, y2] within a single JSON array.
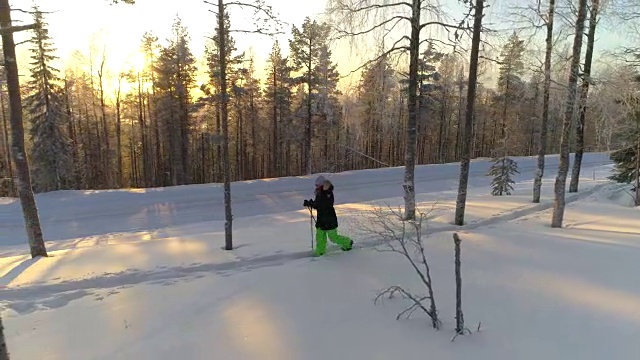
[[13, 0, 332, 90], [9, 0, 637, 95]]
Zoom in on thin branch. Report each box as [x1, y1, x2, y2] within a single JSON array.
[[339, 35, 410, 78], [333, 15, 410, 40], [0, 23, 36, 34], [11, 8, 57, 14], [229, 28, 284, 35], [330, 1, 412, 14]]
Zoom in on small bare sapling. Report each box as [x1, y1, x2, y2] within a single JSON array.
[[364, 205, 441, 330]]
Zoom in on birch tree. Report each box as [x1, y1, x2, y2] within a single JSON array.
[[327, 0, 467, 220], [0, 0, 47, 258], [0, 315, 8, 360], [551, 0, 588, 228], [454, 0, 486, 226], [569, 0, 600, 193], [204, 0, 282, 250], [533, 0, 556, 203]]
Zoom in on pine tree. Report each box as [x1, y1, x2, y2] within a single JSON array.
[[609, 146, 636, 184], [313, 44, 340, 123], [154, 17, 197, 186], [608, 101, 640, 186], [482, 32, 526, 199], [358, 53, 396, 166], [313, 44, 341, 170], [289, 17, 332, 174], [205, 11, 244, 95], [496, 32, 526, 153], [204, 9, 244, 183], [488, 155, 520, 195], [264, 41, 292, 177], [24, 6, 71, 192]]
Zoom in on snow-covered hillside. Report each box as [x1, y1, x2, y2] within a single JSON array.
[[1, 152, 611, 247], [4, 152, 640, 360]]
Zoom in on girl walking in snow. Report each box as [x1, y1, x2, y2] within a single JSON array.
[[304, 175, 353, 256]]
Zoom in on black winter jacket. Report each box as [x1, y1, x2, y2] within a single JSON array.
[[311, 180, 338, 230]]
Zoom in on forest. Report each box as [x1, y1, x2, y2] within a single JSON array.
[[0, 0, 636, 193], [1, 0, 640, 254]]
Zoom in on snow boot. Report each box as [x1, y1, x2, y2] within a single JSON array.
[[342, 239, 354, 251]]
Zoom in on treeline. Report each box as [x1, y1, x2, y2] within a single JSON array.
[[0, 5, 627, 195]]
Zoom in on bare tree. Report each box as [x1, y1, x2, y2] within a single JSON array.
[[0, 315, 8, 360], [204, 0, 283, 250], [551, 0, 588, 228], [362, 205, 440, 329], [569, 0, 600, 193], [327, 0, 468, 220], [0, 0, 47, 258], [454, 0, 486, 226], [533, 0, 556, 203]]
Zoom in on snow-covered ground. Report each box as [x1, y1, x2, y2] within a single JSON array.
[[3, 152, 640, 359]]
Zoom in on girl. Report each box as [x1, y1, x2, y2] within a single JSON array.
[[304, 175, 353, 256]]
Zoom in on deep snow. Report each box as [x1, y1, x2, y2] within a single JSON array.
[[3, 152, 639, 360]]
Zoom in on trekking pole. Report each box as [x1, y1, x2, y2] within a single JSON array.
[[308, 207, 315, 251]]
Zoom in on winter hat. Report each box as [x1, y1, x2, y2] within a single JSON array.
[[314, 175, 326, 187]]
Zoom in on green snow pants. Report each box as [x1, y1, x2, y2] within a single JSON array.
[[315, 228, 352, 256]]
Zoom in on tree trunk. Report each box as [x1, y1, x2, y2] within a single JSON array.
[[272, 70, 278, 177], [453, 233, 464, 335], [636, 124, 640, 206], [137, 73, 148, 187], [0, 0, 47, 258], [551, 0, 588, 228], [403, 0, 421, 221], [0, 315, 8, 360], [98, 56, 111, 188], [306, 56, 313, 175], [218, 0, 233, 250], [454, 0, 484, 226], [569, 0, 599, 193], [116, 78, 123, 188], [250, 91, 257, 179], [0, 88, 12, 190]]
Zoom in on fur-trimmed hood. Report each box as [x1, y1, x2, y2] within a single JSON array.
[[314, 175, 333, 191], [322, 179, 333, 191]]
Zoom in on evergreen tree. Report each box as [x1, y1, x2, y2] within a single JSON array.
[[203, 9, 244, 183], [231, 55, 262, 180], [608, 101, 640, 185], [609, 146, 636, 184], [264, 40, 293, 177], [313, 44, 341, 170], [483, 32, 526, 198], [289, 17, 332, 174], [488, 155, 520, 196], [154, 17, 197, 185], [24, 6, 71, 192], [313, 44, 341, 123], [496, 33, 526, 151], [205, 11, 244, 95]]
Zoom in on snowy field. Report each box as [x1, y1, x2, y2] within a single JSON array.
[[3, 152, 640, 359]]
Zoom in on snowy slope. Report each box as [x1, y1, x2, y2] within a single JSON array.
[[3, 152, 639, 360], [1, 152, 611, 248]]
